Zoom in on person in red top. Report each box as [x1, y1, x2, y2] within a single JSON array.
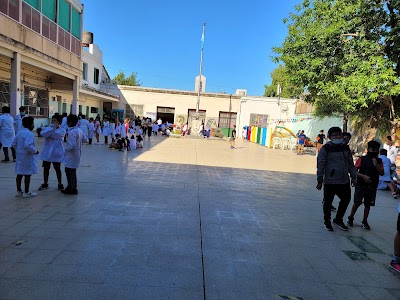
[[346, 141, 384, 230]]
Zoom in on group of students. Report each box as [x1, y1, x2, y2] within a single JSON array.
[[8, 112, 85, 197], [316, 126, 400, 274]]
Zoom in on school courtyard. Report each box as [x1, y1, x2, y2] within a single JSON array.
[[0, 135, 399, 300]]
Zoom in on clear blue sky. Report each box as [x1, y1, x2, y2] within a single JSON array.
[[83, 0, 299, 96]]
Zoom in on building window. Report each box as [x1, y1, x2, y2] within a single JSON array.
[[42, 0, 56, 22], [23, 86, 49, 117], [94, 68, 99, 84], [90, 107, 98, 114], [249, 114, 268, 127], [24, 0, 40, 10], [82, 63, 88, 80], [58, 0, 70, 32], [71, 8, 81, 39], [125, 104, 135, 120], [0, 81, 11, 110], [218, 112, 237, 128]]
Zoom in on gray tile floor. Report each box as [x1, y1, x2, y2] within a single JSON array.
[[0, 135, 400, 299]]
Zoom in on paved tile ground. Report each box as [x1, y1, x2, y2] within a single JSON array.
[[0, 135, 400, 299]]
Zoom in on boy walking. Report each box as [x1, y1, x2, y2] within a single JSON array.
[[317, 127, 357, 231], [62, 114, 86, 195], [38, 114, 66, 191], [347, 141, 384, 230], [12, 116, 39, 198], [230, 125, 237, 149]]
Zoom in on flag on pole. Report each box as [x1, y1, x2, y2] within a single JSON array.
[[201, 23, 205, 50]]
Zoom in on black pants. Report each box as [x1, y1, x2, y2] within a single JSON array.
[[117, 139, 124, 150], [89, 138, 92, 145], [65, 167, 77, 190], [3, 147, 16, 160], [323, 183, 351, 222]]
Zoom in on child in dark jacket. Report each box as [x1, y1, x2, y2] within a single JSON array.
[[346, 141, 384, 230]]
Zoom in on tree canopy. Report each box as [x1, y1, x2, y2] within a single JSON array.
[[112, 71, 141, 86], [273, 0, 400, 139], [264, 65, 303, 98]]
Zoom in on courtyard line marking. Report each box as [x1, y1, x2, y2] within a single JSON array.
[[195, 139, 207, 300]]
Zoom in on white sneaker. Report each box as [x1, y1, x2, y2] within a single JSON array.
[[15, 191, 23, 197], [22, 192, 37, 198]]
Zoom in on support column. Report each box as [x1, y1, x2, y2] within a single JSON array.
[[10, 52, 21, 117], [72, 76, 79, 115]]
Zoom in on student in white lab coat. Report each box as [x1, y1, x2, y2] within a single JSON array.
[[120, 118, 128, 139], [129, 135, 137, 150], [102, 116, 110, 145], [61, 114, 87, 195], [109, 119, 116, 143], [87, 118, 95, 145], [13, 106, 28, 134], [61, 113, 68, 142], [0, 106, 16, 162], [94, 117, 101, 144], [12, 116, 39, 198], [38, 114, 66, 191], [78, 115, 89, 139]]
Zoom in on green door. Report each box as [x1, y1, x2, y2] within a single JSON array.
[[256, 127, 261, 144]]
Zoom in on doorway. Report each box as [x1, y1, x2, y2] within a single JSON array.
[[157, 106, 175, 124]]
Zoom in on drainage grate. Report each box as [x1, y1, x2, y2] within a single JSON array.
[[343, 250, 371, 261], [347, 236, 384, 254]]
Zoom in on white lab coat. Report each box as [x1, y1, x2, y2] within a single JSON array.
[[121, 123, 127, 138], [78, 119, 89, 137], [388, 146, 398, 165], [109, 123, 115, 137], [88, 122, 95, 139], [0, 113, 16, 147], [102, 121, 110, 136], [12, 128, 38, 175], [130, 138, 136, 150], [39, 126, 66, 162], [61, 116, 68, 130], [14, 114, 28, 134], [64, 126, 85, 169]]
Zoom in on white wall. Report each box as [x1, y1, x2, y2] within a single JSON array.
[[48, 90, 103, 120], [237, 97, 297, 137], [82, 44, 103, 90], [116, 87, 241, 124], [291, 114, 344, 139]]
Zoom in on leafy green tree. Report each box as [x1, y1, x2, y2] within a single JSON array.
[[273, 0, 400, 144], [264, 65, 303, 98], [112, 71, 141, 86]]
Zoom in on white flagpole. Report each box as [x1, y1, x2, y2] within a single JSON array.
[[196, 23, 206, 113]]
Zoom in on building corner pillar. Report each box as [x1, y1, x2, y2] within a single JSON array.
[[72, 76, 79, 115], [10, 52, 21, 117]]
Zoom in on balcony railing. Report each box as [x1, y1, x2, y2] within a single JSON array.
[[1, 0, 81, 57]]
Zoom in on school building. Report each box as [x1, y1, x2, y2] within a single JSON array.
[[0, 0, 118, 128]]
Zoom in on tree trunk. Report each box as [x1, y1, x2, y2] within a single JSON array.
[[343, 114, 348, 132]]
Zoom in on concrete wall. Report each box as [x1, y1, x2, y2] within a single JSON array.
[[82, 44, 103, 90], [237, 97, 297, 137], [0, 14, 81, 76], [48, 90, 103, 120], [117, 86, 241, 125], [291, 114, 344, 139]]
